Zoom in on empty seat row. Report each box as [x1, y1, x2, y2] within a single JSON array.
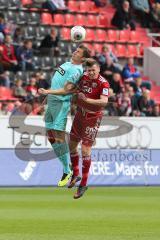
[[61, 28, 149, 44]]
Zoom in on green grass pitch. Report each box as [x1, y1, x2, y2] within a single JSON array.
[[0, 187, 160, 240]]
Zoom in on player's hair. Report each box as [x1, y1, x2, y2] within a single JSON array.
[[78, 44, 91, 59], [85, 58, 100, 67]]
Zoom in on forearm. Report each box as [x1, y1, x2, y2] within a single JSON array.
[[85, 98, 108, 107], [45, 88, 68, 95]]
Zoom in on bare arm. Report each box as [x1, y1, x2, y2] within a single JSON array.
[[79, 93, 108, 107], [38, 82, 77, 95]]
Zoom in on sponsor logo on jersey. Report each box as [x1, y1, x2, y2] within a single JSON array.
[[102, 88, 109, 95], [57, 67, 65, 76], [83, 86, 92, 93]]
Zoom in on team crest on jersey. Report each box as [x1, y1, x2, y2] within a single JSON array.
[[57, 67, 65, 75], [92, 82, 97, 88]]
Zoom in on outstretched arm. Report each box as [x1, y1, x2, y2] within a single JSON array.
[[38, 82, 77, 95]]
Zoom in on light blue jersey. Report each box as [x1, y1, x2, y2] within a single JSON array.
[[49, 61, 83, 101], [45, 61, 83, 131]]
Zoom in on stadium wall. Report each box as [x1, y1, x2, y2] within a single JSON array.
[[144, 47, 160, 84], [0, 115, 160, 186]]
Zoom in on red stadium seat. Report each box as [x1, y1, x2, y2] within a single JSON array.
[[118, 30, 130, 43], [79, 1, 90, 13], [96, 29, 107, 42], [61, 28, 70, 40], [116, 44, 126, 57], [93, 43, 103, 53], [89, 1, 99, 13], [98, 15, 109, 28], [0, 87, 17, 101], [87, 15, 98, 27], [129, 31, 140, 43], [85, 29, 95, 41], [53, 14, 65, 26], [127, 45, 139, 58], [21, 0, 32, 6], [64, 14, 74, 26], [68, 1, 79, 12], [74, 14, 86, 26], [41, 13, 53, 25], [107, 30, 118, 42]]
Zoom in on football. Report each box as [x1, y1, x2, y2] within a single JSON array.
[[70, 26, 86, 42]]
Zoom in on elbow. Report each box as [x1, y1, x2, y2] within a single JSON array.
[[102, 100, 108, 107]]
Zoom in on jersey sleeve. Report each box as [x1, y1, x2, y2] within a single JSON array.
[[100, 81, 110, 96], [67, 68, 82, 85]]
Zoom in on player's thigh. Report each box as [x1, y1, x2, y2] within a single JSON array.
[[70, 112, 82, 141], [45, 106, 53, 129], [52, 101, 70, 131]]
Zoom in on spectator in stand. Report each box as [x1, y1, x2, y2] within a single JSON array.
[[111, 0, 136, 30], [96, 44, 118, 66], [109, 72, 122, 94], [152, 103, 160, 116], [131, 0, 160, 28], [26, 77, 38, 97], [42, 0, 68, 13], [138, 89, 155, 116], [100, 58, 121, 81], [117, 90, 132, 116], [93, 0, 106, 7], [13, 79, 27, 100], [1, 34, 19, 72], [122, 57, 141, 82], [12, 27, 24, 49], [35, 72, 50, 89], [0, 71, 10, 87], [39, 27, 60, 56], [127, 85, 139, 113], [131, 76, 151, 97], [0, 13, 6, 42], [151, 0, 160, 26], [16, 40, 34, 71]]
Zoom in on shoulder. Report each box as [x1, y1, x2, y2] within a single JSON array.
[[98, 75, 110, 87]]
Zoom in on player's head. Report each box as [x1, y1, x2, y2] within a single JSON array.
[[85, 58, 100, 80], [71, 44, 91, 64]]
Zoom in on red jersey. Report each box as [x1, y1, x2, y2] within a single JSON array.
[[77, 73, 110, 112]]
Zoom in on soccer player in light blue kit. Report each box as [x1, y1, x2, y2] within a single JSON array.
[[38, 45, 91, 187]]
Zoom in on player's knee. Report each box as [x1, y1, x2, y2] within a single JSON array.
[[47, 130, 55, 144], [48, 136, 55, 144], [54, 138, 65, 144], [82, 150, 91, 157]]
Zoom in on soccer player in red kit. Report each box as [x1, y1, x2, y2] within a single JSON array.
[[69, 58, 110, 199]]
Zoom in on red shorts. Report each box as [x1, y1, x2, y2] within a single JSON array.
[[70, 109, 103, 146]]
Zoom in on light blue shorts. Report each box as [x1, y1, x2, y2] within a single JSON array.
[[45, 96, 70, 131]]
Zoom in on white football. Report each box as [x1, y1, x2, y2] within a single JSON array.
[[70, 26, 86, 42]]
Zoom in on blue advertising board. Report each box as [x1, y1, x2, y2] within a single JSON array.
[[0, 148, 160, 186]]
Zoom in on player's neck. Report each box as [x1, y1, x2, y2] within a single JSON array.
[[71, 59, 82, 65]]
